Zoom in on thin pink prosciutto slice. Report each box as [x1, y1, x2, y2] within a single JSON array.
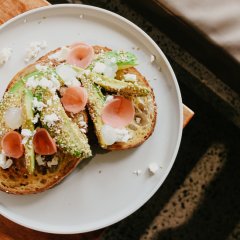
[[101, 96, 135, 128], [1, 131, 24, 158], [66, 42, 94, 69], [61, 86, 88, 113]]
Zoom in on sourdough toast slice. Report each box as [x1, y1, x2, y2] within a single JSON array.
[[0, 52, 91, 194], [84, 46, 157, 150]]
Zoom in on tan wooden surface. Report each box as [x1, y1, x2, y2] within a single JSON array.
[[0, 0, 49, 24], [0, 0, 194, 238]]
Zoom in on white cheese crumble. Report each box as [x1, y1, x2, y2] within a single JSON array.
[[32, 113, 40, 124], [48, 47, 70, 61], [43, 113, 59, 128], [36, 155, 45, 166], [25, 41, 47, 63], [0, 48, 13, 66], [105, 95, 114, 104], [32, 97, 46, 111], [0, 151, 13, 169], [56, 64, 80, 87], [133, 169, 142, 176], [21, 129, 35, 145], [79, 115, 87, 128], [124, 73, 137, 82], [135, 117, 141, 124], [92, 61, 118, 78], [26, 75, 60, 94], [92, 62, 106, 74], [47, 156, 59, 167], [101, 124, 132, 145], [148, 162, 159, 174], [150, 54, 155, 63]]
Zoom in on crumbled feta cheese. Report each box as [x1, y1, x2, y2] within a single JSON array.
[[50, 74, 61, 92], [124, 73, 137, 82], [105, 95, 114, 104], [148, 162, 159, 174], [56, 64, 80, 87], [79, 115, 87, 128], [48, 46, 70, 61], [32, 113, 40, 124], [0, 151, 13, 169], [150, 54, 155, 63], [135, 117, 141, 124], [36, 155, 45, 166], [25, 41, 47, 63], [101, 124, 132, 145], [43, 113, 59, 128], [92, 62, 106, 74], [104, 64, 118, 78], [47, 156, 59, 167], [93, 61, 118, 78], [0, 48, 13, 66], [21, 129, 35, 145], [133, 169, 142, 176], [32, 97, 46, 111], [26, 75, 60, 94]]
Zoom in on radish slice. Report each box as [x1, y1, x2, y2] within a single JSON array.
[[4, 107, 22, 130], [61, 86, 88, 113], [66, 42, 94, 69], [33, 128, 57, 155], [1, 131, 24, 158], [101, 96, 135, 128]]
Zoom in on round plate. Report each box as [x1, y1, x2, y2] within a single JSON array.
[[0, 4, 182, 234]]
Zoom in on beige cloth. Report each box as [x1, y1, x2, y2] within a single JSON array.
[[158, 0, 240, 62]]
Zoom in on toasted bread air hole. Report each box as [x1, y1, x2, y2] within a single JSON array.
[[1, 131, 24, 159], [61, 86, 88, 113], [33, 128, 57, 155], [66, 43, 94, 69], [102, 96, 135, 128]]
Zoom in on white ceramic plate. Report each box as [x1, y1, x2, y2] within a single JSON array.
[[0, 4, 182, 234]]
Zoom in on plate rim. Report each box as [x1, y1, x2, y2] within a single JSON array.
[[0, 3, 183, 234]]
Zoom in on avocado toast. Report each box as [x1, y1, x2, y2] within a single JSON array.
[[0, 42, 156, 194], [0, 55, 91, 194]]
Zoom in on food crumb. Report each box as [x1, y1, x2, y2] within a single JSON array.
[[150, 54, 155, 63], [23, 18, 27, 23], [0, 48, 13, 66], [148, 162, 159, 175], [79, 14, 84, 19], [133, 169, 142, 176], [99, 170, 102, 174]]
